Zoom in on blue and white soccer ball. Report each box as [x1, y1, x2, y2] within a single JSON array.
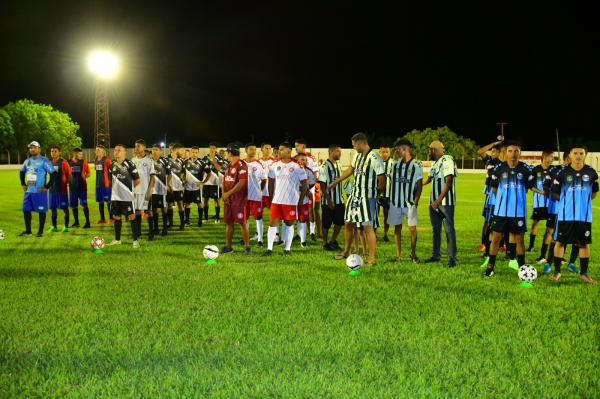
[[518, 264, 538, 283], [0, 229, 4, 240], [203, 245, 220, 260], [346, 254, 363, 271]]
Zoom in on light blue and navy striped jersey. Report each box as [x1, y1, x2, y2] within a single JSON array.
[[491, 161, 534, 218], [544, 165, 561, 215], [531, 164, 552, 209], [552, 165, 599, 223]]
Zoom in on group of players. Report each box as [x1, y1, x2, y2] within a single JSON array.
[[477, 140, 598, 283]]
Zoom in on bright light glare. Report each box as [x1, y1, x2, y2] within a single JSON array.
[[160, 142, 165, 148], [87, 50, 119, 80]]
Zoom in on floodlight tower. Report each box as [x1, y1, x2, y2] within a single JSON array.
[[87, 50, 119, 149]]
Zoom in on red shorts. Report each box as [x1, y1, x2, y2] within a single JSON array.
[[224, 199, 247, 224], [314, 184, 321, 203], [262, 195, 271, 209], [245, 200, 263, 219], [269, 203, 298, 222], [298, 201, 310, 222]]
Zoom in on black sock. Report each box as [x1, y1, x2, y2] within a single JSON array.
[[499, 236, 505, 248], [24, 211, 32, 233], [185, 208, 191, 223], [162, 212, 168, 231], [167, 208, 173, 226], [547, 242, 556, 263], [51, 209, 58, 228], [198, 207, 203, 225], [114, 219, 122, 240], [99, 202, 105, 220], [72, 208, 79, 224], [153, 214, 160, 232], [130, 220, 139, 240], [203, 206, 209, 220], [215, 206, 220, 220], [64, 211, 69, 227], [540, 243, 548, 259], [83, 207, 90, 224], [135, 214, 142, 238], [580, 257, 589, 275], [528, 234, 536, 249], [517, 254, 525, 266], [553, 256, 562, 274], [481, 227, 487, 246], [569, 245, 579, 264], [508, 243, 517, 260], [484, 235, 491, 256], [179, 210, 185, 226], [148, 217, 154, 237], [38, 213, 46, 233], [489, 255, 497, 269]]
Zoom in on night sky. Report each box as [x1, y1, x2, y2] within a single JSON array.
[[1, 2, 599, 148]]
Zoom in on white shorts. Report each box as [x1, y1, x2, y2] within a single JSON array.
[[388, 205, 418, 227], [134, 194, 150, 211]]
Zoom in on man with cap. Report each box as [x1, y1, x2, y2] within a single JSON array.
[[423, 140, 458, 267], [220, 143, 251, 255], [19, 141, 56, 237]]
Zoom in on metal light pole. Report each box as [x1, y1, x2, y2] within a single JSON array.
[[87, 50, 119, 150]]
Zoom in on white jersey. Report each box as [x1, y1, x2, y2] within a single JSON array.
[[131, 155, 155, 195], [268, 160, 307, 206], [302, 167, 315, 204], [260, 158, 275, 196], [246, 159, 266, 202], [306, 153, 319, 178]]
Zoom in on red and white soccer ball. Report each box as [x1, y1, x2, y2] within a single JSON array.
[[90, 236, 105, 250]]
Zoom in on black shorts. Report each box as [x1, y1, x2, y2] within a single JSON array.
[[322, 203, 345, 229], [531, 207, 549, 221], [378, 197, 390, 210], [167, 191, 183, 203], [152, 194, 166, 210], [111, 201, 135, 217], [547, 213, 557, 229], [184, 190, 201, 204], [202, 185, 220, 200], [554, 221, 592, 245], [491, 216, 527, 234]]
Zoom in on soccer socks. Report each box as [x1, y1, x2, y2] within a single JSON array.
[[553, 256, 562, 274], [215, 206, 220, 220], [310, 221, 316, 235], [99, 202, 106, 221], [167, 208, 173, 226], [185, 208, 191, 223], [508, 243, 517, 260], [83, 207, 90, 224], [23, 211, 32, 233], [197, 206, 203, 226], [178, 210, 185, 226], [114, 219, 122, 240], [580, 258, 589, 275], [256, 219, 264, 242], [267, 226, 278, 250], [203, 205, 209, 220], [153, 213, 160, 233], [569, 245, 579, 264], [148, 217, 154, 238], [135, 214, 143, 238], [64, 210, 69, 227], [38, 213, 46, 234], [528, 234, 536, 250], [298, 222, 307, 243], [51, 209, 58, 228], [517, 254, 525, 266], [540, 243, 548, 259], [285, 225, 294, 251], [72, 208, 79, 224], [547, 242, 556, 263]]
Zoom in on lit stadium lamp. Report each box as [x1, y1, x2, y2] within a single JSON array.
[[160, 142, 166, 148], [87, 50, 119, 80]]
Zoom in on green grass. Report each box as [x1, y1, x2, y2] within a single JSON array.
[[0, 170, 598, 398]]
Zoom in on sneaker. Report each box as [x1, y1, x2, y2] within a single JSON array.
[[250, 234, 259, 241], [61, 227, 70, 233], [410, 255, 421, 264], [477, 244, 486, 252], [508, 259, 519, 271], [83, 222, 91, 229], [301, 241, 307, 248], [423, 257, 440, 264], [18, 232, 32, 237], [383, 235, 390, 242], [293, 235, 300, 241], [549, 273, 561, 282], [535, 257, 547, 264], [526, 246, 535, 253], [262, 250, 273, 256], [579, 274, 596, 284], [310, 233, 316, 241], [330, 241, 341, 251], [107, 239, 122, 246], [185, 222, 192, 227], [568, 263, 580, 274], [244, 247, 252, 256], [257, 241, 263, 248], [220, 247, 234, 255], [161, 229, 168, 236], [214, 219, 220, 224], [480, 256, 490, 268], [148, 235, 155, 242], [323, 243, 334, 251], [108, 219, 114, 225], [35, 232, 43, 237], [48, 226, 58, 233], [484, 266, 495, 277], [448, 259, 456, 268], [132, 240, 140, 248], [284, 250, 291, 256], [198, 221, 203, 227], [71, 223, 80, 228], [275, 239, 285, 246], [542, 263, 552, 274], [97, 219, 106, 224], [179, 224, 185, 231]]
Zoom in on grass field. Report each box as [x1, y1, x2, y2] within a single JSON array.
[[0, 169, 598, 398]]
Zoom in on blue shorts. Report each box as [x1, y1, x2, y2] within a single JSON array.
[[23, 192, 48, 213], [95, 186, 111, 202], [50, 193, 69, 210], [70, 192, 88, 207]]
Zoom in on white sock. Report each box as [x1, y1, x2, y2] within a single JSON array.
[[267, 226, 277, 250], [298, 222, 307, 243], [285, 225, 294, 251], [310, 221, 316, 235], [256, 219, 264, 242]]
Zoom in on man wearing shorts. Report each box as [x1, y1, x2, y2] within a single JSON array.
[[151, 143, 172, 237], [132, 139, 156, 240], [319, 144, 345, 251], [166, 144, 186, 230], [244, 143, 267, 247], [48, 146, 71, 233]]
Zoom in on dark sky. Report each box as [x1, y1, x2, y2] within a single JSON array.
[[1, 1, 599, 148]]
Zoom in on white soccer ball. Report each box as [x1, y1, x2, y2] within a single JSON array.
[[0, 229, 5, 240], [90, 236, 105, 249], [518, 264, 538, 283], [346, 254, 363, 271], [203, 245, 220, 260]]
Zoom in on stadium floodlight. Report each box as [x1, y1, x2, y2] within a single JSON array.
[[87, 50, 119, 80], [160, 142, 166, 148]]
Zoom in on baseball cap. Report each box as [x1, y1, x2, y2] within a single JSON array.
[[226, 143, 240, 156], [429, 140, 444, 150], [28, 141, 41, 148]]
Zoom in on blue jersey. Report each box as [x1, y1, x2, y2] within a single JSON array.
[[531, 164, 552, 209], [491, 161, 534, 218], [552, 165, 598, 223], [21, 156, 54, 193], [544, 165, 561, 215]]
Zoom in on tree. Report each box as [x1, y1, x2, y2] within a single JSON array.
[[0, 109, 15, 151], [394, 126, 478, 161], [1, 99, 81, 156]]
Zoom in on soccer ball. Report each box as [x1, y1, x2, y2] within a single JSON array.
[[90, 236, 105, 250], [346, 254, 363, 271], [203, 245, 220, 260], [0, 229, 5, 240], [518, 264, 538, 283]]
